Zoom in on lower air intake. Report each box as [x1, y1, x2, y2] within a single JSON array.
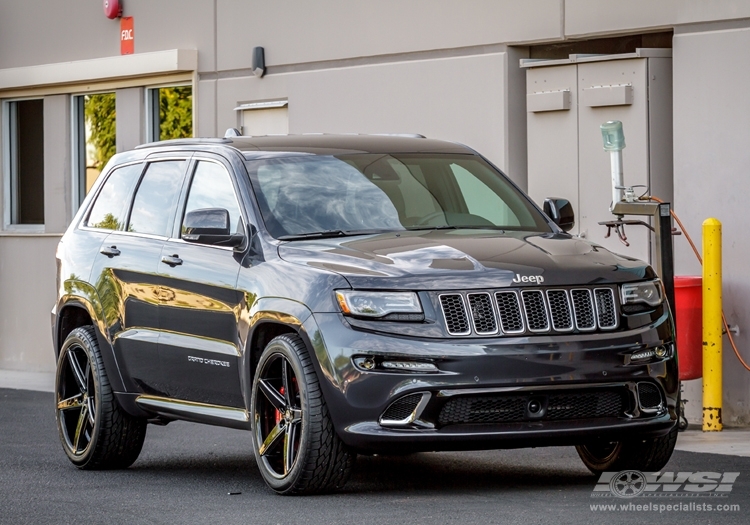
[[637, 382, 662, 410], [381, 393, 423, 423]]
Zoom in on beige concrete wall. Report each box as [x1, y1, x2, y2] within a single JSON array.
[[673, 25, 750, 426], [0, 236, 59, 372], [217, 0, 560, 70], [565, 0, 750, 38], [0, 0, 216, 72]]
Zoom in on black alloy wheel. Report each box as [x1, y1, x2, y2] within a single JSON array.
[[254, 351, 303, 478], [55, 326, 147, 469], [251, 334, 354, 494], [57, 339, 97, 457]]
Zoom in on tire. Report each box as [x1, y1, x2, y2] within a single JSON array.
[[55, 326, 147, 469], [250, 334, 354, 494], [576, 426, 678, 474]]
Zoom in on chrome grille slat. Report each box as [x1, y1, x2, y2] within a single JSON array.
[[570, 289, 596, 331], [546, 289, 573, 331], [494, 291, 525, 334], [520, 290, 550, 332], [594, 288, 618, 329], [467, 293, 498, 335], [439, 294, 471, 335]]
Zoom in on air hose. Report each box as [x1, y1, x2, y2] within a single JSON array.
[[640, 196, 750, 372]]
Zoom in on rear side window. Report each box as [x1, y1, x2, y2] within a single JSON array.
[[85, 163, 143, 230], [128, 160, 186, 236]]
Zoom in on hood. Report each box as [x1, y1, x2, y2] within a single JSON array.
[[277, 229, 654, 290]]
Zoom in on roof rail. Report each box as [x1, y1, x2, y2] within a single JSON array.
[[134, 138, 232, 149]]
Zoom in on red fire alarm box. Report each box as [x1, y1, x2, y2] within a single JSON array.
[[120, 17, 134, 55]]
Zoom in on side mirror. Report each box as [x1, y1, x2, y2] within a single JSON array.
[[543, 198, 575, 232], [183, 208, 245, 247]]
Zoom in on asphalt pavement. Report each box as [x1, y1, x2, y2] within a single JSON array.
[[1, 387, 749, 525]]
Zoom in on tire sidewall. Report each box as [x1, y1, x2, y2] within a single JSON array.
[[576, 441, 624, 473], [55, 328, 104, 468], [250, 336, 313, 493]]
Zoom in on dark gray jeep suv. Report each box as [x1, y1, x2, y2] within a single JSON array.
[[53, 134, 678, 494]]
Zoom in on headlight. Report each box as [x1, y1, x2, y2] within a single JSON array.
[[335, 290, 423, 319], [621, 280, 663, 307]]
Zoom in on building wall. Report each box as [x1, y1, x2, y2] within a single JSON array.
[[0, 235, 59, 371], [673, 22, 750, 426], [1, 1, 750, 425]]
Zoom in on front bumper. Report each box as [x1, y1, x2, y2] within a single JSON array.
[[303, 310, 678, 453]]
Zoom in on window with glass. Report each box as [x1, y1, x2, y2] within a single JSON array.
[[73, 93, 116, 205], [128, 161, 186, 237], [182, 161, 242, 237], [246, 154, 550, 239], [4, 99, 44, 225], [147, 86, 193, 142], [85, 163, 143, 230]]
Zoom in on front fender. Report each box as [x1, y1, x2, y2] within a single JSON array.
[[55, 281, 126, 392]]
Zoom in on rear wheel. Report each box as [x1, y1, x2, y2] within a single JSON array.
[[576, 426, 678, 473], [251, 334, 354, 494], [55, 326, 147, 469]]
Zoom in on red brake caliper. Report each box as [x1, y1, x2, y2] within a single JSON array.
[[275, 386, 284, 425]]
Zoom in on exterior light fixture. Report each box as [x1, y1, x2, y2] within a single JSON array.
[[252, 47, 266, 78]]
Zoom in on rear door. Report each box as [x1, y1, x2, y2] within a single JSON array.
[[89, 158, 189, 395], [156, 157, 246, 407]]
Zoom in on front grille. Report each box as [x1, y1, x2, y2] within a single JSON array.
[[521, 290, 549, 332], [637, 383, 662, 410], [467, 293, 497, 334], [495, 291, 524, 333], [571, 289, 596, 330], [381, 393, 423, 422], [595, 288, 618, 329], [438, 390, 625, 426], [439, 286, 619, 336], [547, 290, 573, 331], [439, 294, 470, 335]]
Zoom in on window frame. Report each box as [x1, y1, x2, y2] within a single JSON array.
[[144, 82, 193, 144], [167, 156, 248, 251], [2, 97, 45, 232], [79, 156, 191, 242], [71, 90, 118, 212]]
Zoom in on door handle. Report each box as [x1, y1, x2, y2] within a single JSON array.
[[161, 254, 183, 267], [100, 246, 121, 257]]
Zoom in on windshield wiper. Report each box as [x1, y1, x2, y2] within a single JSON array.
[[405, 225, 506, 232], [277, 229, 400, 241]]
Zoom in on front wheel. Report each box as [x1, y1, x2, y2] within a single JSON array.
[[250, 334, 354, 494], [576, 426, 678, 474], [55, 326, 147, 469]]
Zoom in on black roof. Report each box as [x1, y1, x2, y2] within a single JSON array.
[[135, 134, 475, 158]]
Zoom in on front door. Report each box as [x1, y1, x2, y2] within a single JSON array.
[[156, 159, 245, 407]]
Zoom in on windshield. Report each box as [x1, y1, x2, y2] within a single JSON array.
[[245, 153, 551, 239]]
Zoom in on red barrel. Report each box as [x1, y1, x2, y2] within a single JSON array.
[[674, 276, 702, 380]]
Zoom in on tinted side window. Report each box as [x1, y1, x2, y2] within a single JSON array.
[[128, 160, 186, 236], [85, 163, 143, 230], [182, 161, 242, 236]]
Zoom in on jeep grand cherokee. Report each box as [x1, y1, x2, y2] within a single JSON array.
[[52, 134, 678, 494]]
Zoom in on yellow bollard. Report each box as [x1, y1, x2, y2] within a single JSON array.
[[702, 218, 722, 431]]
